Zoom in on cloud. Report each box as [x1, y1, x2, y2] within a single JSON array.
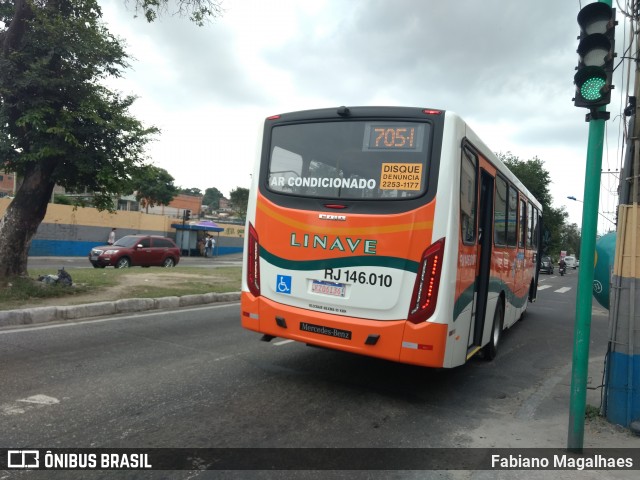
[[96, 0, 625, 227]]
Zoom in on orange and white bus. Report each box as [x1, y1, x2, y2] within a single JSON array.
[[241, 106, 541, 368]]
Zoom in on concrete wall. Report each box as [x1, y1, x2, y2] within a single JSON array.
[[0, 198, 244, 256], [605, 205, 640, 427]]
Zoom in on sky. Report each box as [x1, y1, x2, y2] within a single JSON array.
[[100, 0, 630, 233]]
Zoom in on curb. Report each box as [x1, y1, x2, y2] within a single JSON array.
[[0, 292, 241, 328]]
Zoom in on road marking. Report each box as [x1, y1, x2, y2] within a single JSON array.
[[17, 394, 59, 405], [1, 394, 60, 416], [537, 285, 552, 290], [554, 287, 572, 293], [274, 339, 294, 346]]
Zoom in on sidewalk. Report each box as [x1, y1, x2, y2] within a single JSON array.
[[463, 355, 640, 479], [0, 290, 241, 328]]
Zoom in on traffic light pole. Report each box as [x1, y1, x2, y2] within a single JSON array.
[[567, 109, 605, 451], [567, 0, 612, 453]]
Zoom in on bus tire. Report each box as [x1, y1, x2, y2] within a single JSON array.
[[528, 279, 536, 303], [482, 300, 503, 361]]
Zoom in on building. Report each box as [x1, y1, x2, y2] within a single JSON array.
[[143, 193, 203, 218], [0, 170, 16, 196]]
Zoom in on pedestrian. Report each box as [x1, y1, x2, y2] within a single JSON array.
[[107, 228, 116, 245], [210, 236, 216, 257], [205, 236, 212, 258]]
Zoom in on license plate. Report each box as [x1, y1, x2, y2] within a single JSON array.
[[311, 280, 346, 297]]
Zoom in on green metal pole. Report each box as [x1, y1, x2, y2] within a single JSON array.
[[567, 0, 612, 454], [567, 112, 604, 451]]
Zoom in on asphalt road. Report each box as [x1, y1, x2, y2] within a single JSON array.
[[0, 269, 615, 479]]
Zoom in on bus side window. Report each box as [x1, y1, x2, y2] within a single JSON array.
[[532, 207, 540, 249], [460, 149, 477, 244], [494, 176, 507, 246], [519, 199, 527, 248], [507, 186, 518, 247], [526, 202, 534, 249]]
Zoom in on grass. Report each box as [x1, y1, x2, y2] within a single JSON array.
[[0, 276, 91, 303], [585, 404, 602, 420], [0, 267, 242, 311]]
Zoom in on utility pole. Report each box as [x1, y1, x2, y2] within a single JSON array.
[[567, 0, 616, 451], [603, 0, 640, 433]]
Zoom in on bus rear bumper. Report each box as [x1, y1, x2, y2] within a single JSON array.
[[241, 293, 447, 368]]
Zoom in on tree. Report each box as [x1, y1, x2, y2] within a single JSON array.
[[497, 152, 553, 209], [0, 0, 159, 280], [229, 187, 249, 220], [560, 222, 582, 258], [130, 165, 178, 213], [542, 205, 570, 260], [202, 186, 223, 210], [0, 0, 223, 281], [134, 0, 222, 26], [179, 187, 202, 196]]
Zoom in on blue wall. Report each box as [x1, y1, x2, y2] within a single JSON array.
[[30, 239, 105, 257], [606, 351, 640, 427], [29, 239, 243, 257]]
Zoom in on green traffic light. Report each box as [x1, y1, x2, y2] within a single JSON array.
[[580, 76, 606, 101]]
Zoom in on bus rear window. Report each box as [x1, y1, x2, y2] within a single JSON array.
[[266, 121, 431, 200]]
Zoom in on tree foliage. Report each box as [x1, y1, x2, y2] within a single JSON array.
[[541, 205, 569, 259], [497, 152, 553, 209], [130, 165, 178, 212], [0, 0, 159, 210], [560, 222, 581, 258], [202, 186, 222, 210], [179, 187, 202, 196], [134, 0, 223, 26], [0, 0, 160, 280], [229, 187, 249, 220], [0, 0, 223, 281]]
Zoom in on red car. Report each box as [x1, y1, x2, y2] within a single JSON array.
[[89, 235, 180, 268]]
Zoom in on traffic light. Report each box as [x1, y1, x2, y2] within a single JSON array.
[[574, 3, 617, 108], [183, 209, 191, 221]]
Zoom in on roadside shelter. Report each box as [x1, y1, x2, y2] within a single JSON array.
[[171, 220, 224, 256]]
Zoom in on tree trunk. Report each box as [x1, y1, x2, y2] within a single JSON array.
[[0, 161, 56, 281], [0, 0, 33, 56]]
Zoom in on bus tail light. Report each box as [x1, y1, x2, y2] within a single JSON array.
[[247, 222, 261, 297], [408, 238, 445, 324]]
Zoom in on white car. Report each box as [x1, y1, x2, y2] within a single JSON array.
[[564, 256, 577, 269]]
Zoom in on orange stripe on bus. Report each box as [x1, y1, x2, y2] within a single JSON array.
[[257, 201, 433, 235]]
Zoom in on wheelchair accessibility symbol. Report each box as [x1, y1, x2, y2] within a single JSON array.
[[276, 275, 292, 294]]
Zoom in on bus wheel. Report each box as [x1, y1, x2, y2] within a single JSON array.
[[482, 301, 503, 361], [528, 280, 536, 303]]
